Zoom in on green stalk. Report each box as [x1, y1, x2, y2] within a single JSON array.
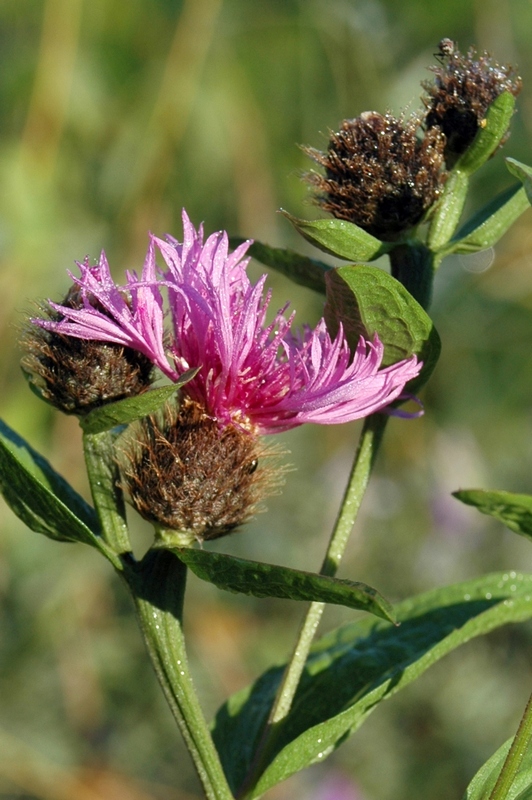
[[489, 688, 532, 800], [83, 430, 232, 797], [270, 413, 388, 722], [125, 551, 234, 800], [82, 429, 131, 556], [237, 413, 387, 798], [389, 242, 435, 310]]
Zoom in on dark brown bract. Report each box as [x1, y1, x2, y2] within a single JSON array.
[[303, 112, 446, 241], [423, 44, 522, 165], [21, 298, 153, 414], [122, 400, 283, 541]]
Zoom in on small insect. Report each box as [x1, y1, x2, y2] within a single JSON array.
[[434, 38, 456, 64], [247, 458, 259, 474]]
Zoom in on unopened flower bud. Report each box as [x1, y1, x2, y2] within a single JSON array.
[[21, 290, 154, 415], [423, 40, 522, 165], [121, 400, 283, 541], [303, 112, 446, 241]]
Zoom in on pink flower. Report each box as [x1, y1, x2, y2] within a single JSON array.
[[36, 240, 174, 379], [36, 211, 421, 434]]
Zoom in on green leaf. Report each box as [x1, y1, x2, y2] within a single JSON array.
[[281, 211, 391, 262], [171, 547, 395, 623], [463, 736, 532, 800], [79, 371, 198, 434], [212, 572, 532, 797], [454, 92, 516, 176], [324, 265, 441, 391], [0, 418, 117, 563], [448, 183, 529, 254], [453, 488, 532, 540], [230, 238, 330, 294], [506, 158, 532, 206], [427, 95, 516, 253], [428, 169, 469, 251]]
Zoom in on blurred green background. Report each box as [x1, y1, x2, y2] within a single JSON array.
[[2, 1, 532, 798]]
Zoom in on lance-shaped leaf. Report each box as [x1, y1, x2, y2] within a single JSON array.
[[428, 169, 469, 251], [463, 736, 532, 800], [170, 547, 395, 623], [281, 211, 391, 262], [454, 488, 532, 540], [0, 419, 118, 564], [211, 572, 532, 797], [447, 183, 529, 254], [230, 238, 330, 294], [79, 369, 199, 434], [455, 91, 517, 176], [324, 265, 440, 392], [507, 158, 532, 206]]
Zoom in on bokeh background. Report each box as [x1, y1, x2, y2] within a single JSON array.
[[2, 1, 532, 798]]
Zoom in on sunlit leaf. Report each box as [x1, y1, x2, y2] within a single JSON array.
[[455, 92, 516, 176], [0, 419, 117, 563], [428, 169, 469, 251], [212, 572, 532, 797], [506, 158, 532, 206], [453, 488, 532, 540], [448, 183, 529, 254], [324, 265, 440, 391], [463, 735, 532, 799], [171, 547, 395, 622], [79, 371, 198, 434], [281, 211, 391, 262]]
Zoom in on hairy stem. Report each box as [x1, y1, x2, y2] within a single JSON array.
[[489, 688, 532, 800], [82, 429, 131, 555], [83, 431, 231, 797], [237, 413, 387, 797], [270, 413, 388, 722], [125, 550, 234, 800]]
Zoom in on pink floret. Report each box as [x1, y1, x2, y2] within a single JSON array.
[[35, 209, 422, 434]]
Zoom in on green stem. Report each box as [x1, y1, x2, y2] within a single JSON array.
[[237, 414, 387, 797], [271, 413, 387, 722], [82, 429, 131, 555], [82, 430, 231, 797], [389, 243, 435, 310], [125, 550, 234, 800], [488, 688, 532, 800]]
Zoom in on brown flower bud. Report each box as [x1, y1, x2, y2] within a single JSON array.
[[423, 40, 522, 165], [21, 292, 154, 415], [303, 112, 446, 241], [121, 399, 284, 541]]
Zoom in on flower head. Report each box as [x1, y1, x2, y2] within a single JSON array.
[[33, 210, 421, 434], [121, 398, 283, 540], [303, 112, 446, 241], [35, 242, 174, 380], [29, 212, 422, 537], [22, 287, 154, 414], [423, 40, 522, 165]]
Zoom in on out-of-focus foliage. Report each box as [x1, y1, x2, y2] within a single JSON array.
[[2, 1, 532, 799]]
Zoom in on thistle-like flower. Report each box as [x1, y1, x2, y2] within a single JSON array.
[[303, 112, 446, 241], [30, 212, 421, 537], [34, 211, 421, 433], [423, 40, 522, 165]]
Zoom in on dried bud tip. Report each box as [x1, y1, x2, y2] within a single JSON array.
[[303, 112, 446, 241], [423, 40, 522, 164]]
